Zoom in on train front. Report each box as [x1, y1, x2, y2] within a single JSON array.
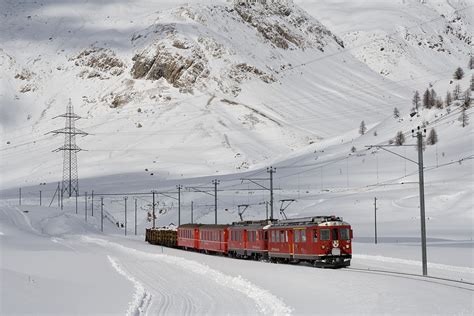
[[315, 217, 352, 267]]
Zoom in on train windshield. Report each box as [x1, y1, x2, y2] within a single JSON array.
[[340, 228, 350, 240], [320, 229, 330, 240]]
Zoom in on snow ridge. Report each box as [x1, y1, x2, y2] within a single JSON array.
[[84, 236, 292, 315], [107, 255, 152, 316], [354, 254, 474, 274]]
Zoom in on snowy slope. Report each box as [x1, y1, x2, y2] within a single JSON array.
[[1, 0, 422, 187], [295, 0, 472, 85]]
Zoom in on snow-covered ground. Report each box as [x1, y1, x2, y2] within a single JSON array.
[[1, 204, 472, 315]]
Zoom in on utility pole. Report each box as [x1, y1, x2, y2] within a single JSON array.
[[265, 201, 269, 221], [366, 125, 428, 276], [177, 185, 183, 226], [374, 197, 377, 244], [57, 182, 60, 208], [91, 190, 94, 217], [212, 180, 220, 224], [48, 99, 88, 199], [414, 127, 428, 276], [39, 190, 42, 206], [191, 201, 194, 224], [60, 184, 63, 210], [134, 198, 137, 236], [152, 191, 156, 228], [124, 197, 128, 236], [85, 191, 88, 222], [267, 167, 276, 220], [19, 188, 21, 205], [75, 190, 78, 214], [100, 196, 104, 232]]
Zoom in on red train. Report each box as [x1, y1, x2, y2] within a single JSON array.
[[176, 215, 352, 268]]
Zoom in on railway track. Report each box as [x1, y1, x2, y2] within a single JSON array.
[[345, 267, 474, 291]]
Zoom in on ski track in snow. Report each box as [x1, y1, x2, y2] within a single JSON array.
[[354, 254, 474, 274], [107, 256, 152, 316], [82, 236, 292, 315]]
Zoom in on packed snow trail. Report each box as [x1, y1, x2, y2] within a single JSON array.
[[83, 236, 292, 315], [107, 256, 152, 316]]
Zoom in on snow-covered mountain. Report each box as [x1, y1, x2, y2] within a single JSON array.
[[0, 0, 472, 224], [4, 0, 470, 187]]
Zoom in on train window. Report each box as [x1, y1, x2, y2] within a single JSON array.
[[271, 231, 275, 242], [280, 231, 286, 242], [332, 228, 338, 240], [294, 230, 300, 242], [276, 231, 280, 242], [301, 230, 307, 242], [264, 231, 268, 240], [320, 229, 330, 241], [313, 230, 318, 242]]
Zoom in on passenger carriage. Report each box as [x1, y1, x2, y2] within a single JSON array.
[[197, 224, 229, 254], [177, 223, 201, 250], [228, 220, 269, 259]]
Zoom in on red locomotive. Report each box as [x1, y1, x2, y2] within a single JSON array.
[[172, 215, 352, 268], [267, 216, 352, 267]]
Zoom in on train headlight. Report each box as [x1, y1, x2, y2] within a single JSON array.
[[322, 245, 325, 249], [345, 245, 350, 249]]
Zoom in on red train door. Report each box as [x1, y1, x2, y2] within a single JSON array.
[[288, 229, 294, 258], [243, 229, 248, 253], [194, 228, 200, 249]]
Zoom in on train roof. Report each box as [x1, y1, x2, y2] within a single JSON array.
[[178, 223, 201, 228], [271, 215, 348, 227], [199, 224, 230, 229], [230, 219, 273, 228]]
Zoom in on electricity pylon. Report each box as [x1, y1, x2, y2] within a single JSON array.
[[49, 99, 88, 198]]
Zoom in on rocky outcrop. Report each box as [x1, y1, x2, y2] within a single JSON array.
[[234, 2, 343, 51], [131, 43, 209, 92], [72, 47, 125, 79]]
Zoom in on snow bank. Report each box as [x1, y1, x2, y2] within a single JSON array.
[[83, 236, 292, 315], [107, 256, 152, 316], [354, 254, 474, 274]]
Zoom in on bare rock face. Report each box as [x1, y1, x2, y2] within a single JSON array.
[[234, 1, 343, 51], [72, 47, 125, 79], [131, 43, 208, 92]]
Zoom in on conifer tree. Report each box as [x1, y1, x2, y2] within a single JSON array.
[[454, 67, 464, 80], [445, 91, 452, 107], [412, 91, 420, 110], [463, 89, 471, 108], [395, 131, 405, 145], [429, 89, 437, 108], [359, 120, 367, 135], [435, 98, 443, 109], [453, 84, 462, 100], [423, 89, 431, 108], [459, 108, 469, 127], [426, 128, 438, 145]]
